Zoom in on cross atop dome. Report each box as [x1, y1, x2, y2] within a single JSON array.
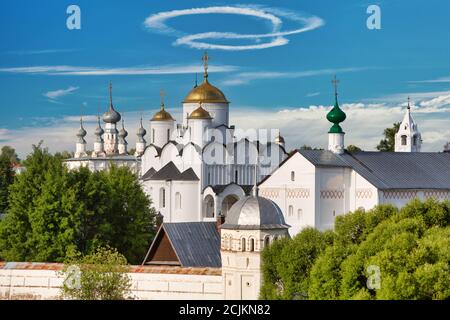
[[332, 75, 340, 102], [160, 89, 166, 108], [202, 51, 209, 79]]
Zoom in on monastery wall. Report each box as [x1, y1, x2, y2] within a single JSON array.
[[0, 262, 223, 300]]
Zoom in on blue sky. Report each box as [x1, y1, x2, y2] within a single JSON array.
[[0, 0, 449, 156]]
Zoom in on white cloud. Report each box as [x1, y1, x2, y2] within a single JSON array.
[[221, 67, 371, 86], [43, 86, 79, 100], [3, 92, 449, 158], [0, 64, 238, 76], [409, 76, 450, 84], [144, 6, 324, 51], [4, 49, 77, 55]]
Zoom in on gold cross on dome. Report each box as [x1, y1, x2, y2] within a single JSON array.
[[202, 51, 209, 76], [332, 75, 340, 97], [407, 96, 411, 109]]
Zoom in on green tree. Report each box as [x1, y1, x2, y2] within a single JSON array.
[[376, 122, 400, 151], [346, 145, 362, 153], [61, 246, 132, 300], [1, 146, 20, 164], [0, 143, 156, 264], [0, 154, 14, 213]]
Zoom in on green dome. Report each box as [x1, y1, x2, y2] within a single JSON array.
[[326, 99, 346, 133]]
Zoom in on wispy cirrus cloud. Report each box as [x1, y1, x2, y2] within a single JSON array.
[[144, 5, 324, 51], [409, 76, 450, 84], [220, 67, 371, 86], [43, 86, 79, 101], [3, 49, 78, 55], [0, 64, 238, 76]]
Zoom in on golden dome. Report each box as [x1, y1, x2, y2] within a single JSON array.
[[151, 104, 174, 122], [184, 78, 229, 103], [188, 105, 212, 120]]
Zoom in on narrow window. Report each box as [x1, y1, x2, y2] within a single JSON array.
[[175, 192, 181, 209], [297, 208, 303, 220], [288, 205, 294, 217], [235, 170, 238, 183], [152, 129, 155, 144], [249, 238, 255, 252], [167, 129, 170, 141], [401, 135, 407, 146], [413, 135, 417, 146], [264, 236, 270, 248], [291, 171, 295, 181], [241, 238, 246, 252], [160, 188, 165, 208]]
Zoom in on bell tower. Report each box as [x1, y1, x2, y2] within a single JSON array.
[[395, 97, 422, 152]]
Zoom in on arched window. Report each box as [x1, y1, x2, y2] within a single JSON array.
[[159, 188, 165, 208], [175, 192, 181, 209], [291, 171, 295, 181], [264, 236, 270, 248], [167, 129, 170, 141], [288, 205, 294, 217], [241, 238, 246, 252], [297, 208, 303, 220], [152, 129, 155, 144], [249, 238, 255, 252], [401, 135, 407, 145], [235, 170, 238, 183]]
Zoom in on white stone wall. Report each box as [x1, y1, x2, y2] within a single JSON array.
[[0, 265, 223, 300]]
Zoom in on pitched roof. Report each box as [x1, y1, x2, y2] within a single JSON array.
[[293, 150, 450, 190], [143, 222, 221, 268], [340, 151, 450, 189], [178, 168, 199, 181], [141, 168, 156, 180]]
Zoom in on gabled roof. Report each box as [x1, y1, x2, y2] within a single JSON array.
[[340, 151, 450, 189], [265, 149, 450, 190], [143, 222, 221, 268], [141, 168, 156, 181], [148, 161, 180, 181], [145, 162, 199, 181]]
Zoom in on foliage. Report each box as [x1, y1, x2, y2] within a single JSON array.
[[345, 145, 362, 153], [60, 246, 132, 300], [376, 122, 400, 151], [261, 199, 450, 300], [0, 153, 15, 213], [0, 143, 156, 264], [1, 146, 20, 164]]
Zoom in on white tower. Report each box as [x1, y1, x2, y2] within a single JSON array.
[[182, 52, 229, 128], [75, 117, 88, 158], [149, 90, 175, 148], [220, 162, 290, 300], [135, 116, 147, 157], [395, 98, 422, 152], [92, 115, 106, 157], [118, 119, 128, 155], [103, 82, 121, 155], [327, 76, 346, 155]]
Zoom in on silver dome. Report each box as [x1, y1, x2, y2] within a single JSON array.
[[102, 105, 121, 123], [221, 196, 290, 230]]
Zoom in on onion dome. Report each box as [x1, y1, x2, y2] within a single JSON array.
[[136, 117, 147, 142], [221, 196, 290, 230], [118, 120, 128, 139], [188, 104, 212, 120], [327, 76, 346, 133], [102, 82, 122, 123], [274, 132, 285, 145], [151, 90, 175, 122], [183, 52, 228, 104], [76, 118, 87, 143], [94, 115, 104, 142]]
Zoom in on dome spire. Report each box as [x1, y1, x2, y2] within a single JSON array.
[[103, 82, 121, 123], [202, 51, 209, 81], [160, 89, 165, 111], [109, 81, 113, 109], [326, 75, 346, 133]]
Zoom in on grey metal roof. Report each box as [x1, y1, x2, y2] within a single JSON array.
[[65, 155, 139, 162], [178, 168, 199, 181], [340, 151, 450, 190], [221, 196, 290, 230], [298, 149, 350, 167], [141, 168, 156, 181], [163, 222, 221, 268], [148, 162, 180, 180]]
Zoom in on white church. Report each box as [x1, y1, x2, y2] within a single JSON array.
[[65, 54, 450, 300]]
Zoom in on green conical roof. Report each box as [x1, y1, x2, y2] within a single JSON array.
[[326, 96, 346, 133]]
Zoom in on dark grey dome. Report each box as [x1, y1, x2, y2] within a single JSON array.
[[137, 126, 146, 137], [95, 123, 104, 136], [119, 127, 128, 138], [103, 105, 121, 123], [77, 126, 87, 137], [221, 196, 290, 230]]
